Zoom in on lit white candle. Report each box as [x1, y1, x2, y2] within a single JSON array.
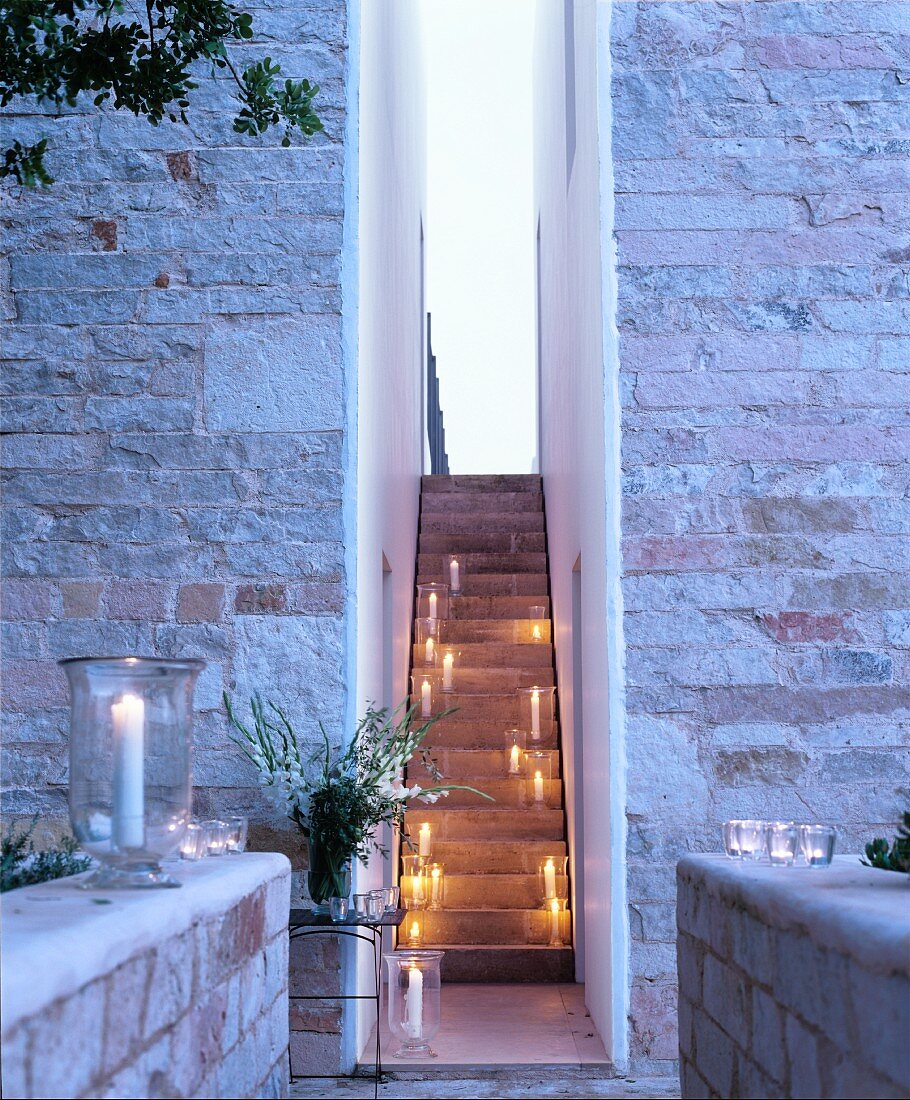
[[449, 558, 460, 591], [530, 689, 541, 739], [419, 822, 432, 857], [408, 918, 422, 946], [442, 651, 454, 691], [544, 857, 556, 899], [430, 865, 441, 904], [425, 636, 435, 665], [428, 592, 438, 620], [405, 964, 424, 1038], [534, 769, 544, 804], [532, 624, 542, 640], [412, 873, 424, 904], [421, 678, 432, 717], [549, 899, 561, 943], [111, 693, 145, 849], [509, 743, 521, 774]]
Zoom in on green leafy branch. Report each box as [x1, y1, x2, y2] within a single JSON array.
[[1, 816, 92, 892], [0, 0, 323, 186]]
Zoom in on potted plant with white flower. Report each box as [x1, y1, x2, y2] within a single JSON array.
[[224, 695, 490, 912]]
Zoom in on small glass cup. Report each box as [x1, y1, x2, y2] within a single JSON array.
[[367, 890, 385, 920], [179, 821, 206, 861], [734, 819, 766, 861], [722, 820, 743, 859], [800, 824, 836, 867], [225, 816, 248, 853], [529, 605, 547, 642], [383, 885, 401, 912], [766, 822, 799, 866], [202, 819, 230, 856], [329, 896, 349, 922], [352, 892, 370, 918]]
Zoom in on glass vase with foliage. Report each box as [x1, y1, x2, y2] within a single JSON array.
[[225, 695, 491, 913]]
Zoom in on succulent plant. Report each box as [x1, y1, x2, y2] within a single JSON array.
[[862, 811, 910, 874]]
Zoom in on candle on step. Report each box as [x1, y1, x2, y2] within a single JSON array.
[[419, 821, 432, 858], [111, 693, 145, 849], [442, 651, 454, 691], [544, 857, 556, 899], [428, 592, 437, 620], [408, 917, 422, 946], [405, 964, 424, 1037], [534, 769, 544, 804], [530, 688, 541, 739], [424, 636, 435, 665], [549, 899, 561, 945], [430, 865, 441, 905], [421, 678, 432, 717], [449, 557, 460, 592], [509, 743, 521, 774], [532, 624, 542, 640]]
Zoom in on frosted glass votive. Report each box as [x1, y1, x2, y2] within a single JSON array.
[[766, 822, 799, 866], [734, 819, 766, 861], [722, 820, 743, 859], [800, 824, 836, 867]]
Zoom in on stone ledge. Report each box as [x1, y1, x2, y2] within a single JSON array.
[[678, 854, 910, 978], [1, 852, 290, 1031]]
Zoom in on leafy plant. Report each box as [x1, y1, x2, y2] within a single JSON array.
[[1, 0, 323, 186], [862, 811, 910, 874], [224, 694, 492, 866], [1, 817, 92, 892]]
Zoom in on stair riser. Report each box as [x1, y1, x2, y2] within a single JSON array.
[[429, 841, 567, 874], [416, 574, 550, 597], [421, 491, 543, 513], [412, 643, 552, 668], [442, 875, 543, 909], [419, 597, 548, 622], [416, 809, 565, 841], [415, 697, 519, 721], [409, 668, 554, 692], [419, 553, 547, 575], [424, 780, 562, 809], [438, 947, 574, 983], [422, 475, 541, 493], [421, 513, 545, 534], [413, 755, 560, 782], [428, 620, 548, 643], [420, 533, 546, 554], [407, 909, 569, 946]]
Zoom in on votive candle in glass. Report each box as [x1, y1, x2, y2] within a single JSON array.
[[426, 863, 445, 910], [722, 820, 743, 859], [448, 556, 462, 595], [406, 913, 423, 946], [401, 854, 426, 909], [226, 815, 248, 853], [179, 821, 206, 861], [441, 648, 459, 693], [537, 855, 568, 904], [734, 819, 766, 861], [330, 897, 349, 922], [353, 892, 370, 918], [504, 729, 527, 778], [383, 885, 401, 912], [766, 822, 799, 866], [367, 890, 385, 920], [417, 583, 450, 622], [547, 898, 568, 946], [800, 824, 837, 867], [415, 617, 439, 667], [529, 605, 547, 643], [202, 819, 230, 856]]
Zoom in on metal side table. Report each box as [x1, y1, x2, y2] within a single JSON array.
[[288, 907, 405, 1098]]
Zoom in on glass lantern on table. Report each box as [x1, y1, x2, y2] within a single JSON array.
[[61, 656, 204, 889], [385, 950, 444, 1058]]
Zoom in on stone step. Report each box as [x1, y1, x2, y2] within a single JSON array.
[[425, 778, 561, 809], [416, 573, 550, 597], [420, 532, 546, 554], [436, 595, 550, 621], [426, 618, 550, 643], [418, 722, 559, 751], [435, 944, 575, 983], [413, 668, 554, 693], [411, 642, 552, 668], [418, 553, 547, 575], [421, 491, 543, 513], [409, 908, 568, 946], [442, 873, 543, 910], [422, 475, 542, 494], [415, 807, 565, 841], [428, 839, 567, 874], [414, 692, 519, 721], [420, 512, 546, 534], [411, 749, 561, 780]]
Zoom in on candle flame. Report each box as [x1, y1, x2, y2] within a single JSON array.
[[431, 866, 441, 879], [550, 899, 560, 914], [535, 770, 542, 780], [545, 857, 554, 870]]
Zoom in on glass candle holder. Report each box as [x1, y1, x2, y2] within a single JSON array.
[[426, 863, 446, 910], [330, 897, 349, 922], [766, 822, 799, 866], [546, 898, 569, 946], [448, 556, 462, 596], [800, 824, 837, 867], [440, 648, 460, 693], [518, 686, 556, 744], [417, 583, 450, 623], [384, 951, 444, 1059], [411, 672, 442, 719], [400, 854, 427, 909], [504, 729, 527, 778], [528, 605, 547, 643], [226, 815, 248, 853], [722, 820, 743, 859], [537, 855, 569, 904], [179, 821, 206, 861], [525, 750, 555, 809], [367, 890, 385, 920], [734, 819, 766, 861], [383, 885, 401, 912], [61, 655, 204, 890], [353, 892, 371, 918], [404, 913, 423, 946], [202, 819, 230, 856], [415, 618, 440, 667]]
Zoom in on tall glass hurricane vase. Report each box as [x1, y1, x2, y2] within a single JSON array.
[[307, 835, 352, 914], [62, 656, 204, 889]]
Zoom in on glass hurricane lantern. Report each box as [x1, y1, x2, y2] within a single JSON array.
[[385, 950, 444, 1059], [61, 655, 204, 889]]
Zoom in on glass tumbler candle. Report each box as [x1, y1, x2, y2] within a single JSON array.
[[518, 686, 556, 744], [401, 854, 427, 909], [226, 815, 248, 853], [417, 583, 450, 623], [722, 820, 743, 859], [202, 819, 230, 855], [766, 822, 800, 866], [525, 750, 555, 809], [546, 898, 569, 946], [448, 556, 462, 596], [734, 820, 767, 861], [504, 729, 527, 778], [385, 951, 444, 1059], [800, 824, 837, 867], [411, 672, 442, 719], [426, 863, 446, 910], [62, 656, 204, 889], [383, 885, 401, 912], [441, 648, 460, 693], [538, 855, 569, 904], [415, 618, 440, 667], [528, 605, 547, 643], [179, 821, 206, 861]]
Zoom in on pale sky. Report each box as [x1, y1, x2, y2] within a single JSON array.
[[421, 0, 538, 474]]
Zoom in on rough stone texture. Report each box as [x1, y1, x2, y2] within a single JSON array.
[[1, 0, 349, 1074], [1, 854, 291, 1099], [677, 855, 910, 1099], [612, 0, 910, 1073]]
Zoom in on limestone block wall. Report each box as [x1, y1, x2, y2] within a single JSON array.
[[611, 0, 910, 1071], [676, 855, 910, 1099], [0, 854, 291, 1100]]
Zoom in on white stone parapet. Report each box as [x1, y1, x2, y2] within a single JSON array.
[[677, 854, 910, 1099], [1, 852, 291, 1099]]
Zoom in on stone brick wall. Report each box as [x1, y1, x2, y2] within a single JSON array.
[[676, 855, 910, 1098], [1, 854, 291, 1099], [1, 1, 350, 856], [611, 0, 910, 1071]]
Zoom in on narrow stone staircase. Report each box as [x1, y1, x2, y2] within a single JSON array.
[[404, 474, 574, 982]]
